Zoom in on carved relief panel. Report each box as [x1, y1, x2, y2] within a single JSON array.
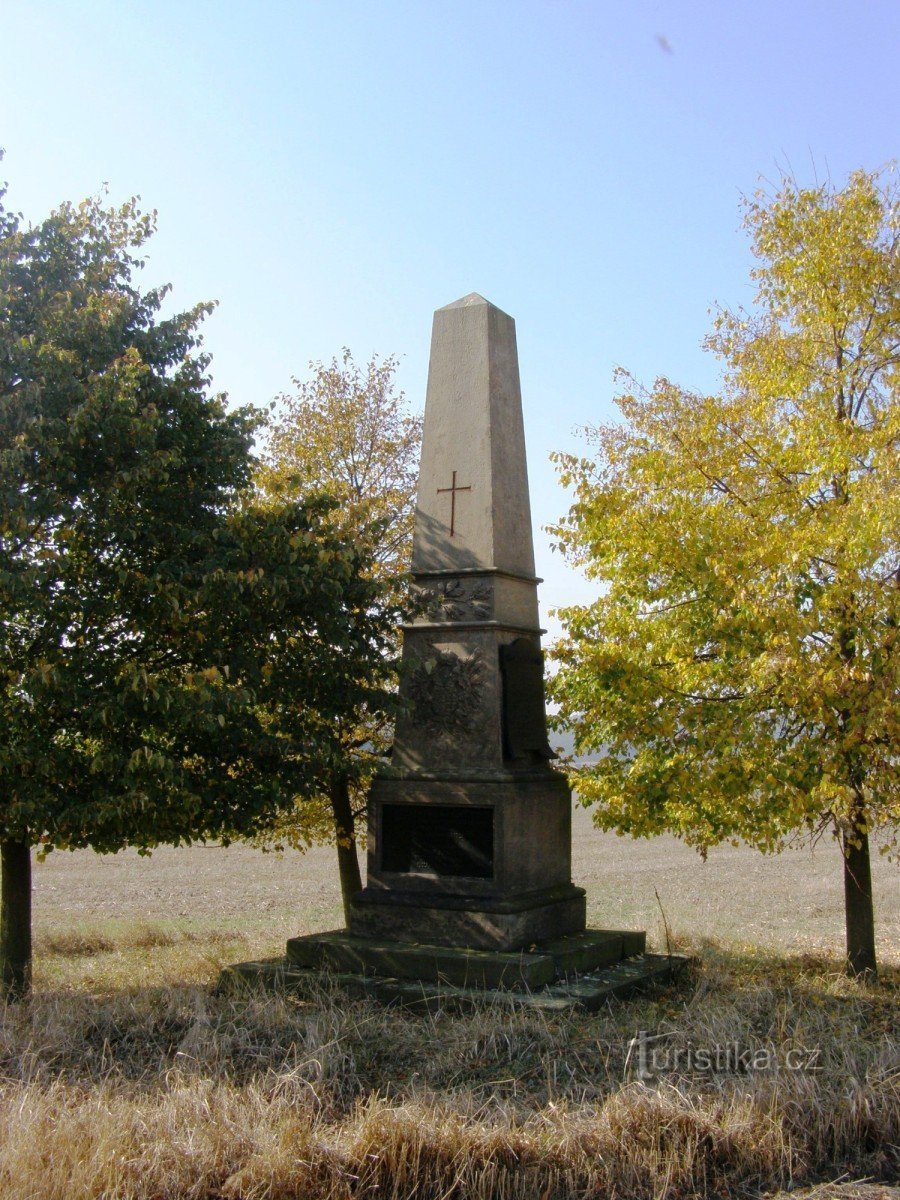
[[413, 577, 493, 624]]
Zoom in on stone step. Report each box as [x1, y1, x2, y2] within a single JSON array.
[[548, 954, 689, 1010], [219, 952, 691, 1014], [366, 953, 689, 1013], [539, 929, 646, 976], [371, 977, 580, 1014], [286, 930, 558, 990], [284, 927, 647, 990], [218, 958, 309, 994]]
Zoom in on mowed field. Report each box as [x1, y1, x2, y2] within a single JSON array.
[[31, 802, 900, 978]]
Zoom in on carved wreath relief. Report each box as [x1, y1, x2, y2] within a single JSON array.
[[415, 577, 493, 623]]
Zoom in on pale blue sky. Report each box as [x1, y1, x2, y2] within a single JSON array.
[[3, 1, 898, 628]]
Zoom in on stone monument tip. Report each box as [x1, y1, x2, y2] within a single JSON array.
[[436, 292, 512, 319]]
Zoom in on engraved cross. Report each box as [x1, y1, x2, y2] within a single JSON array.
[[436, 470, 471, 537]]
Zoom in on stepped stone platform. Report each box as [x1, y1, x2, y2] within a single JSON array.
[[218, 928, 690, 1013]]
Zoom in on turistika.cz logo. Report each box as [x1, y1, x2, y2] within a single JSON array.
[[626, 1031, 822, 1079]]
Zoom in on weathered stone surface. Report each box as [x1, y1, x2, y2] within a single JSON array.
[[540, 929, 647, 976], [217, 947, 691, 1013], [620, 930, 648, 958], [286, 930, 557, 989], [550, 954, 690, 1010], [392, 626, 563, 775], [500, 637, 555, 762], [372, 978, 579, 1014], [411, 294, 536, 581], [361, 774, 574, 902], [349, 886, 587, 951]]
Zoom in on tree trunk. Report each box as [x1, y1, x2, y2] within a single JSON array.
[[842, 806, 877, 979], [1, 840, 32, 1000], [329, 772, 362, 926]]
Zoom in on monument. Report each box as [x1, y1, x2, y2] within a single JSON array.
[[224, 295, 685, 1008], [347, 293, 586, 950]]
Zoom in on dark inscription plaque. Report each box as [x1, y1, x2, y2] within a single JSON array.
[[500, 637, 555, 762], [381, 804, 494, 878]]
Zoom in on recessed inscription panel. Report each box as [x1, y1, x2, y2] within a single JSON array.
[[380, 804, 494, 879]]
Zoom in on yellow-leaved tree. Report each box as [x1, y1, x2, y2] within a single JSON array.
[[255, 351, 422, 920], [550, 168, 899, 977]]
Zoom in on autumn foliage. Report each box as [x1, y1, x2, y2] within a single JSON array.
[[550, 168, 899, 976]]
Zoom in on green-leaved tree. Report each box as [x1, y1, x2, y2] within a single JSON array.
[[550, 168, 899, 977], [255, 351, 422, 920], [0, 180, 399, 995]]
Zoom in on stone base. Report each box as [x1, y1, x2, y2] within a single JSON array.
[[219, 934, 691, 1014], [348, 883, 587, 951], [373, 953, 690, 1013], [285, 926, 642, 989]]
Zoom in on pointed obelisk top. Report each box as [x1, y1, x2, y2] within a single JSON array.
[[436, 292, 508, 314], [411, 294, 536, 578]]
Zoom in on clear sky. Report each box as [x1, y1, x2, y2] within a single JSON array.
[[3, 0, 898, 632]]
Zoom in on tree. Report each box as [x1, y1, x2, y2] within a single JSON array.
[[0, 179, 399, 996], [255, 351, 422, 920], [549, 168, 899, 978]]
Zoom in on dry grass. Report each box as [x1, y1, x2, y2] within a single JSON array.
[[15, 819, 900, 1197], [0, 926, 896, 1199]]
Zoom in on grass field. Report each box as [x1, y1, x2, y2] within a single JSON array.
[[1, 805, 896, 1199]]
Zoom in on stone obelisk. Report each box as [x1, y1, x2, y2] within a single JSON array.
[[221, 296, 664, 1004], [348, 294, 586, 950]]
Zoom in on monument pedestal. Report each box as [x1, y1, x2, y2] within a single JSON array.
[[349, 771, 586, 950]]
